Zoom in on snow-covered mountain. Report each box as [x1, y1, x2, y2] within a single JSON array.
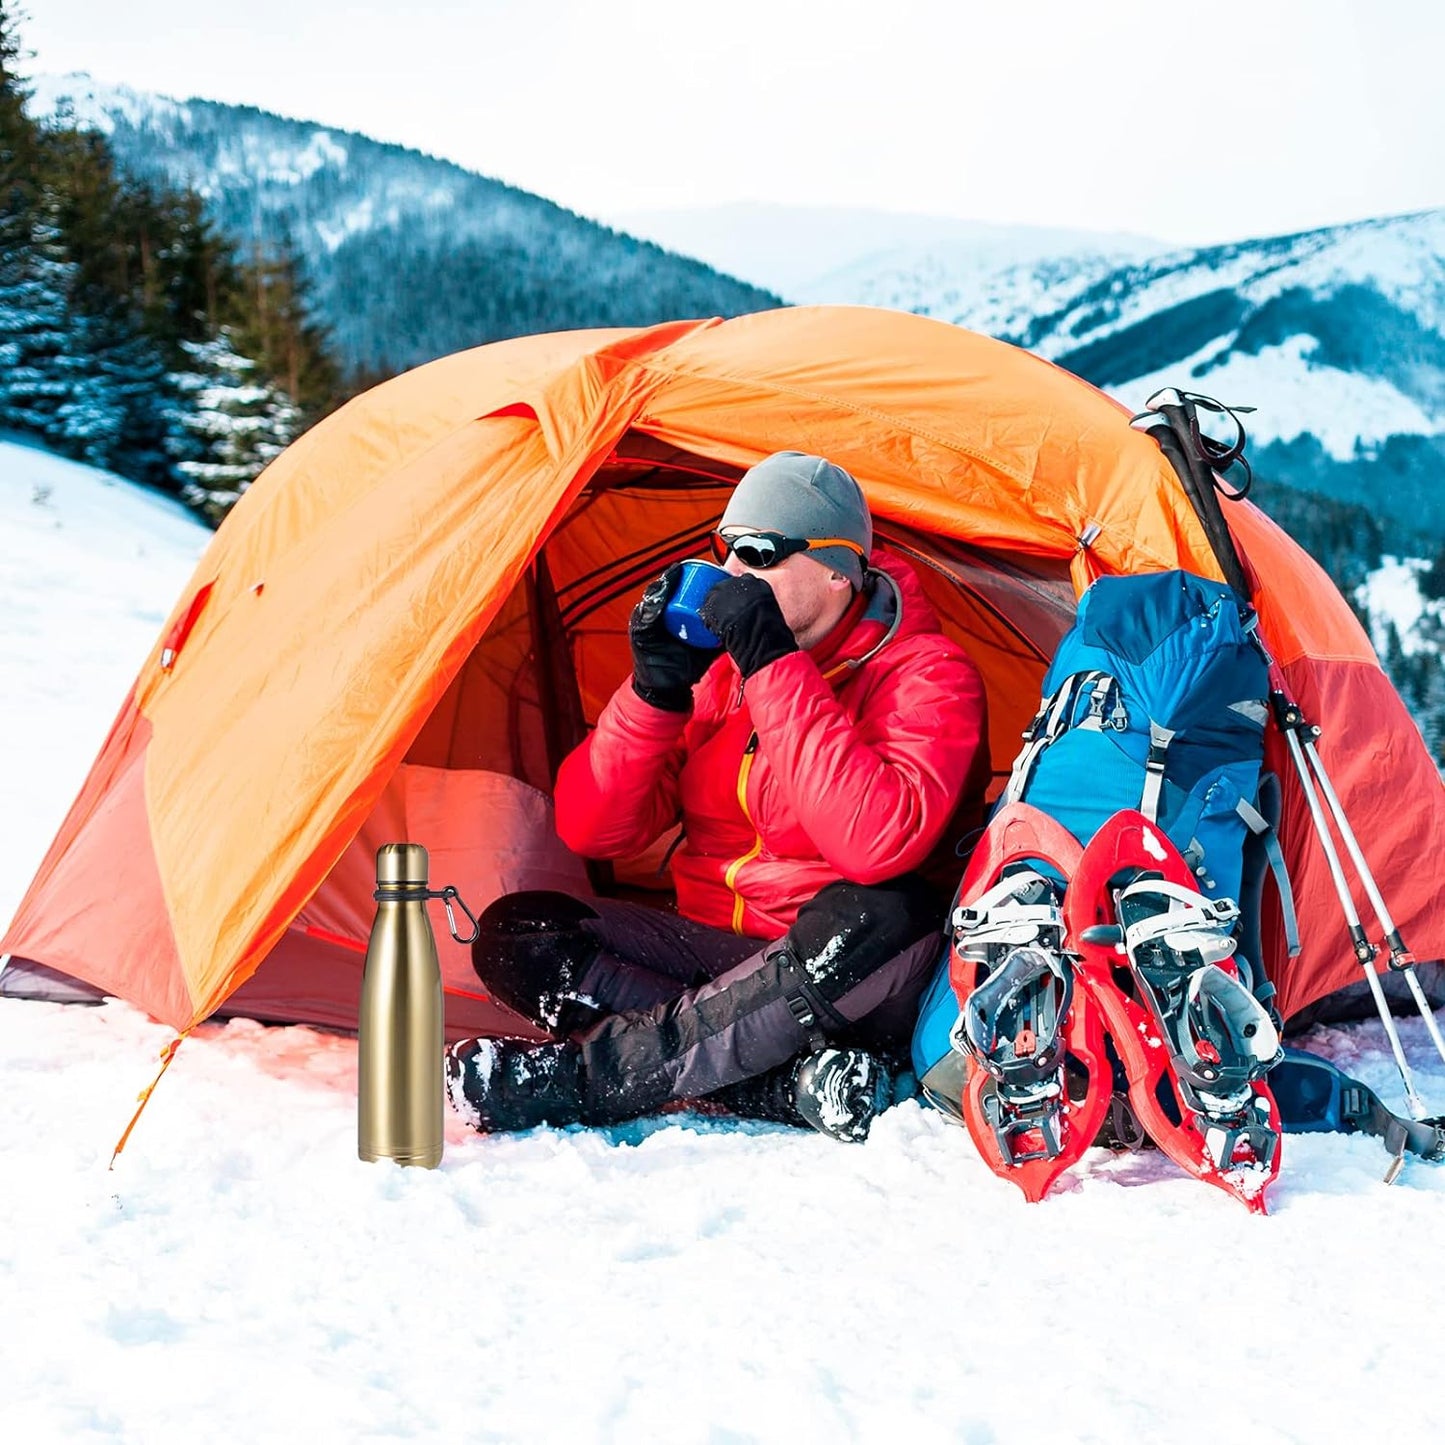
[[611, 201, 1166, 298], [711, 204, 1445, 537], [1021, 212, 1445, 456], [29, 76, 1445, 538], [28, 74, 781, 376]]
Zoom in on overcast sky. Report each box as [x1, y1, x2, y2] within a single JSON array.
[[22, 0, 1445, 246]]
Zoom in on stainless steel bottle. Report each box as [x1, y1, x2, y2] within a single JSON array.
[[358, 843, 444, 1167]]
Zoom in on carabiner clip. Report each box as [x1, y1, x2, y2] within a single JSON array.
[[439, 885, 481, 945]]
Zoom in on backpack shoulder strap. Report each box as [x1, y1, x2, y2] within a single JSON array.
[[1001, 670, 1114, 807], [1140, 720, 1175, 821]]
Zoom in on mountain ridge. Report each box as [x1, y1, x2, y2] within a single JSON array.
[[29, 74, 1445, 540], [29, 72, 783, 378]]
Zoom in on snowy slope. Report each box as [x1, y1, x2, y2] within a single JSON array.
[[1360, 557, 1431, 654], [4, 445, 1445, 1442], [800, 209, 1445, 465], [0, 438, 209, 920], [1031, 211, 1445, 456]]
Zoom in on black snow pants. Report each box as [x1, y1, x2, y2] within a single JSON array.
[[471, 878, 946, 1125]]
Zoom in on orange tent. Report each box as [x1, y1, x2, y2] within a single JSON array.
[[3, 306, 1441, 1041]]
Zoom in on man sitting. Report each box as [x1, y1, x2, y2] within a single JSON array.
[[447, 451, 990, 1140]]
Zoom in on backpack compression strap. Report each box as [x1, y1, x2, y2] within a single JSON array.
[[1236, 795, 1300, 959]]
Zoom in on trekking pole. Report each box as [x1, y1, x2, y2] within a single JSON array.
[[1294, 721, 1445, 1069], [1136, 389, 1445, 1109], [1271, 693, 1433, 1120]]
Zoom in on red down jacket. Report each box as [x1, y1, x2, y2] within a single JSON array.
[[555, 550, 990, 938]]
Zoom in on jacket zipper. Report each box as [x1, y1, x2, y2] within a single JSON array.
[[723, 731, 762, 934], [714, 592, 891, 934]]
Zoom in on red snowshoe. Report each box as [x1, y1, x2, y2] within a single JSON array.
[[1065, 809, 1283, 1213], [949, 806, 1284, 1212], [949, 805, 1113, 1203]]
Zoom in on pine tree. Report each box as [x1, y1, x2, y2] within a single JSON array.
[[0, 2, 30, 194], [233, 226, 338, 418], [0, 3, 75, 437], [0, 4, 342, 514], [0, 211, 77, 436], [169, 328, 301, 521], [1418, 541, 1445, 604]]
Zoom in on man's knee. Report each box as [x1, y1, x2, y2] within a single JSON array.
[[471, 890, 601, 1029], [785, 876, 944, 1003]]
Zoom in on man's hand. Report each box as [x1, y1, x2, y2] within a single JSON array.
[[629, 564, 716, 711], [699, 573, 798, 678]]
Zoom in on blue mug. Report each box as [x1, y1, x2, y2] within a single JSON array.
[[663, 559, 728, 649]]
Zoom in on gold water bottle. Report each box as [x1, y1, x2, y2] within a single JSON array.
[[358, 843, 444, 1167]]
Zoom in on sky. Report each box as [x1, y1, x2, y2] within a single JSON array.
[[20, 0, 1445, 247], [5, 440, 1445, 1442]]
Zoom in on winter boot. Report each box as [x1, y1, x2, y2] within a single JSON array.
[[796, 1048, 896, 1142], [445, 1037, 586, 1132], [712, 1048, 894, 1143]]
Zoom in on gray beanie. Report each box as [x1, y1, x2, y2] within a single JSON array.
[[719, 451, 872, 589]]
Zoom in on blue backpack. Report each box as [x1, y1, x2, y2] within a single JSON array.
[[998, 568, 1272, 903], [911, 569, 1293, 1102]]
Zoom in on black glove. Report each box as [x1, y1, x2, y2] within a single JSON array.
[[699, 573, 798, 678], [629, 564, 716, 712]]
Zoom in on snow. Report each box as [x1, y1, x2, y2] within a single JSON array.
[[0, 438, 209, 899], [1358, 556, 1429, 654], [1255, 210, 1445, 335], [1118, 335, 1439, 457], [4, 440, 1445, 1442], [315, 196, 378, 253], [610, 201, 1167, 298], [294, 128, 349, 179], [26, 71, 192, 136]]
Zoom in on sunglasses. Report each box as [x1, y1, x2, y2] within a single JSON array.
[[711, 529, 866, 571]]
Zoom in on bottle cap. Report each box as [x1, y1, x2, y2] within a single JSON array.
[[375, 843, 429, 887]]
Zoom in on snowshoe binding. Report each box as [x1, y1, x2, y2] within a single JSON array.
[[955, 884, 1073, 1163]]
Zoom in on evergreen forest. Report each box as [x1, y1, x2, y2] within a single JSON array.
[[0, 5, 337, 522]]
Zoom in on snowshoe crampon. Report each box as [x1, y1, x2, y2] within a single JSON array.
[[948, 805, 1112, 1202], [1066, 810, 1283, 1214]]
